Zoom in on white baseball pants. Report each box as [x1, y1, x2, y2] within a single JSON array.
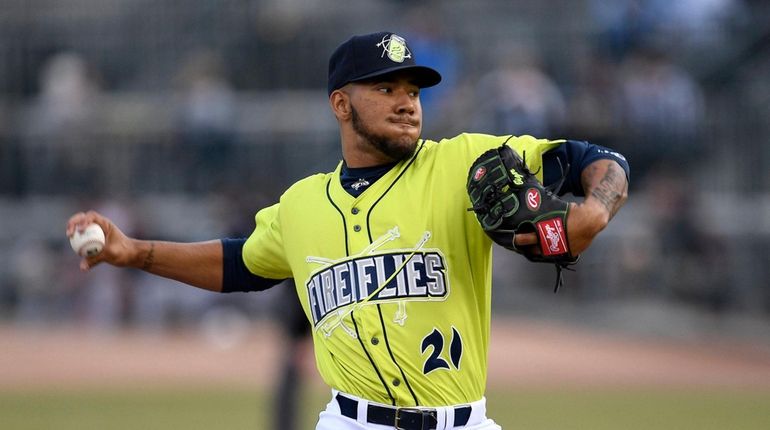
[[315, 389, 502, 430]]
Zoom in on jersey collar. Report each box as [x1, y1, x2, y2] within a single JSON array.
[[328, 139, 425, 207]]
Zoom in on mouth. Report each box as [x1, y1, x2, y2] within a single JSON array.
[[390, 117, 419, 128]]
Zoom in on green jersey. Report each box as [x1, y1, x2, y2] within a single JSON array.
[[243, 133, 562, 407]]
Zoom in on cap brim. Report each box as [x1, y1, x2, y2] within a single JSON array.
[[350, 65, 442, 89]]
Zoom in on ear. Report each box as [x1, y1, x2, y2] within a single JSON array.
[[329, 89, 352, 121]]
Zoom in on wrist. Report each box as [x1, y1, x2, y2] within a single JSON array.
[[579, 199, 610, 232], [569, 201, 608, 241], [129, 240, 155, 270]]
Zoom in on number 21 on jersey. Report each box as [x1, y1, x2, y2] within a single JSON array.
[[421, 326, 463, 374]]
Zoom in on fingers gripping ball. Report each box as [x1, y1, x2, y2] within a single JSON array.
[[69, 224, 105, 257], [466, 143, 577, 291]]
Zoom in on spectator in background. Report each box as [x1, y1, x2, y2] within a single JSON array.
[[657, 0, 748, 57], [23, 52, 102, 194], [644, 167, 732, 311], [611, 37, 719, 307], [615, 43, 704, 181], [588, 0, 663, 62], [564, 46, 621, 146], [174, 50, 237, 192], [470, 44, 567, 138], [27, 52, 100, 137]]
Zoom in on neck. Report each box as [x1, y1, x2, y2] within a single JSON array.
[[342, 159, 398, 171], [343, 152, 395, 168], [340, 132, 396, 168]]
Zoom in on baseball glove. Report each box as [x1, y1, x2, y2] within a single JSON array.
[[466, 143, 578, 291]]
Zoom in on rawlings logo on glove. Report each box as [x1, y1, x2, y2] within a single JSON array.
[[466, 143, 578, 291], [539, 218, 567, 255]]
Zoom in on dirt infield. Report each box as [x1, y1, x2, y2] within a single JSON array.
[[487, 320, 770, 389], [3, 317, 770, 391]]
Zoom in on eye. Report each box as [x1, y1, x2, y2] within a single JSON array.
[[377, 86, 392, 94]]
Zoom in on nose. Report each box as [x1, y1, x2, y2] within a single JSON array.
[[393, 88, 417, 114]]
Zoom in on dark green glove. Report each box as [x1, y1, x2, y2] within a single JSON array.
[[467, 143, 577, 291]]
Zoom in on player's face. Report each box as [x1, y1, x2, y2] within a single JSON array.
[[348, 73, 423, 162]]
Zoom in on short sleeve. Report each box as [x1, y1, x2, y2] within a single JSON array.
[[242, 203, 292, 279]]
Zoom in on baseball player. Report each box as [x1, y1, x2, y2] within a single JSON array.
[[67, 32, 629, 429]]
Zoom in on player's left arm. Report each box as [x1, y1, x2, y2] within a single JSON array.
[[567, 157, 628, 254], [516, 140, 629, 255]]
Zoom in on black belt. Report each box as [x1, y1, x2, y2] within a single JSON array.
[[336, 393, 472, 430]]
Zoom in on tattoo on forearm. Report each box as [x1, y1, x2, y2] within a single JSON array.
[[589, 164, 627, 217], [142, 242, 155, 271]]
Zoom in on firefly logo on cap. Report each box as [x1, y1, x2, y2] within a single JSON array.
[[377, 34, 411, 63]]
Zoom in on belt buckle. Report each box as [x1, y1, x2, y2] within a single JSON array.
[[394, 407, 436, 430]]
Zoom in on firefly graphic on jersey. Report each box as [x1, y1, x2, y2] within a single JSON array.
[[304, 227, 449, 337]]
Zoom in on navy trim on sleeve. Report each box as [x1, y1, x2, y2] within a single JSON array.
[[543, 140, 630, 196], [221, 238, 286, 293]]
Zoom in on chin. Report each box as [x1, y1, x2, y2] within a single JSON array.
[[389, 139, 418, 160], [396, 132, 419, 146], [392, 128, 420, 146], [371, 136, 416, 162]]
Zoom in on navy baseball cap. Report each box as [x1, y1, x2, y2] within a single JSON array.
[[327, 31, 442, 95]]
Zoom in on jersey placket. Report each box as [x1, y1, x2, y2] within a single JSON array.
[[346, 196, 418, 404]]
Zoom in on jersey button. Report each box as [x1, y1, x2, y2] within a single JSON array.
[[392, 378, 400, 387], [353, 225, 361, 232], [351, 207, 359, 215], [371, 337, 379, 345]]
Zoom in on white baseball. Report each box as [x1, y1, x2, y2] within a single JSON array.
[[69, 224, 106, 257]]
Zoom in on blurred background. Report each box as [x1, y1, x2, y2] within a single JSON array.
[[1, 0, 770, 429]]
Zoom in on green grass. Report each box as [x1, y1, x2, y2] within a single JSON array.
[[486, 388, 770, 430], [1, 386, 768, 430], [0, 388, 271, 430]]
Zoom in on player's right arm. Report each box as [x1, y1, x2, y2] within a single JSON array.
[[67, 210, 271, 294], [67, 211, 224, 292]]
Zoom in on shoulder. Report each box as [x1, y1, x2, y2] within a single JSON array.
[[421, 133, 564, 159], [426, 132, 507, 148], [421, 133, 566, 183], [419, 133, 504, 159], [281, 172, 334, 201], [249, 173, 325, 229]]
